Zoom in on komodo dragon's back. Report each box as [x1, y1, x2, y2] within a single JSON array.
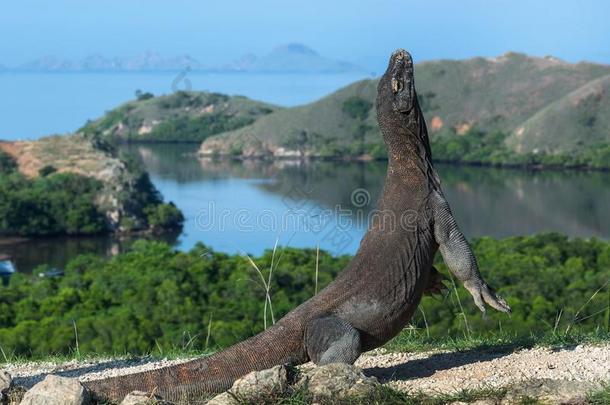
[[85, 50, 511, 403]]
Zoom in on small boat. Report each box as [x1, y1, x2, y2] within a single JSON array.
[[0, 255, 16, 275], [38, 268, 64, 278]]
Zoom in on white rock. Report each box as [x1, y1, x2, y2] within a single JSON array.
[[0, 370, 13, 400], [206, 391, 238, 405], [207, 365, 288, 404], [230, 365, 288, 398], [303, 363, 379, 400], [20, 375, 90, 405]]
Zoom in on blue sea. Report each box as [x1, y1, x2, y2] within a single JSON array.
[[0, 71, 370, 140]]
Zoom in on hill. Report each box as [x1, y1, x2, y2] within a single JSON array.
[[0, 134, 183, 236], [199, 53, 610, 168], [80, 90, 280, 143], [506, 74, 610, 154]]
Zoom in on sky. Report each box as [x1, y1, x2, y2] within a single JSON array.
[[1, 0, 610, 72]]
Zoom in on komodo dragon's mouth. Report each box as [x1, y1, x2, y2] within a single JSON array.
[[389, 49, 416, 113]]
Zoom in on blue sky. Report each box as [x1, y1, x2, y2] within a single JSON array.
[[2, 0, 610, 71]]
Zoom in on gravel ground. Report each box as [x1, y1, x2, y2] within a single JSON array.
[[357, 344, 610, 394], [3, 344, 610, 395]]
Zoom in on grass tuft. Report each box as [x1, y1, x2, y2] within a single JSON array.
[[383, 329, 610, 354], [588, 384, 610, 405]]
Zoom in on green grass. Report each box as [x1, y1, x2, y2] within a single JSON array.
[[588, 384, 610, 405], [0, 345, 215, 366], [236, 385, 514, 405], [3, 330, 608, 367], [384, 329, 610, 354]]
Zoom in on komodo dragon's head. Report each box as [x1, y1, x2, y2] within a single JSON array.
[[376, 49, 428, 153], [378, 48, 416, 114]]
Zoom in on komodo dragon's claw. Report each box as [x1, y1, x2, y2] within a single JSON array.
[[463, 280, 512, 315]]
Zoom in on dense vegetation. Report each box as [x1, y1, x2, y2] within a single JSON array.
[[81, 91, 278, 143], [431, 128, 610, 169], [0, 149, 17, 172], [0, 233, 607, 359], [143, 114, 256, 143], [0, 171, 106, 236]]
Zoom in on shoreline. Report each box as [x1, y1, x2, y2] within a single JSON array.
[[196, 151, 610, 173]]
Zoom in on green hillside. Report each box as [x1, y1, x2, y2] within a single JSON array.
[[81, 90, 280, 143], [506, 74, 610, 154], [200, 53, 610, 168], [200, 79, 382, 158]]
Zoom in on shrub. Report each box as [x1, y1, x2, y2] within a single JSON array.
[[38, 165, 57, 177], [0, 150, 16, 173], [135, 89, 154, 101], [342, 96, 372, 120], [145, 202, 184, 231]]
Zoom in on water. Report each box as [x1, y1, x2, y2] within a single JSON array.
[[0, 71, 369, 139], [2, 143, 609, 273]]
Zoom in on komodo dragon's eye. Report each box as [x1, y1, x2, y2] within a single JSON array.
[[391, 78, 403, 93]]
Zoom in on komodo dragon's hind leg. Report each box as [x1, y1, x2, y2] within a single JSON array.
[[431, 191, 511, 314], [423, 266, 448, 296], [305, 316, 361, 365]]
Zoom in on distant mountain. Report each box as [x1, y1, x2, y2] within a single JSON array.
[[11, 44, 364, 73], [19, 55, 77, 71], [223, 43, 365, 73], [199, 52, 610, 168], [17, 51, 205, 72]]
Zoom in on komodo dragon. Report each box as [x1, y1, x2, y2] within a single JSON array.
[[85, 49, 511, 403]]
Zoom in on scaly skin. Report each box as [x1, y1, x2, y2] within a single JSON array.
[[85, 49, 510, 404]]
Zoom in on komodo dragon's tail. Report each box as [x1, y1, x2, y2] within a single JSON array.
[[84, 320, 306, 403]]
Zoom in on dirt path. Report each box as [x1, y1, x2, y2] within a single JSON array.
[[4, 344, 609, 396]]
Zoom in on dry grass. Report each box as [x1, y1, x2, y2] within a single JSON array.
[[0, 134, 122, 181]]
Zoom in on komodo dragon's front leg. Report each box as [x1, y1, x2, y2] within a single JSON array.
[[431, 191, 511, 314]]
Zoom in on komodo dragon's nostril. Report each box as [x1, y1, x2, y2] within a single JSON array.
[[391, 78, 403, 93]]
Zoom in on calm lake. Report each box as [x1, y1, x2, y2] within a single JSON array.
[[3, 144, 609, 273]]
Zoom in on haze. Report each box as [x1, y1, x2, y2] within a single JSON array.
[[2, 0, 609, 72]]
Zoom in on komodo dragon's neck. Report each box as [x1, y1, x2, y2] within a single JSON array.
[[376, 98, 440, 213]]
